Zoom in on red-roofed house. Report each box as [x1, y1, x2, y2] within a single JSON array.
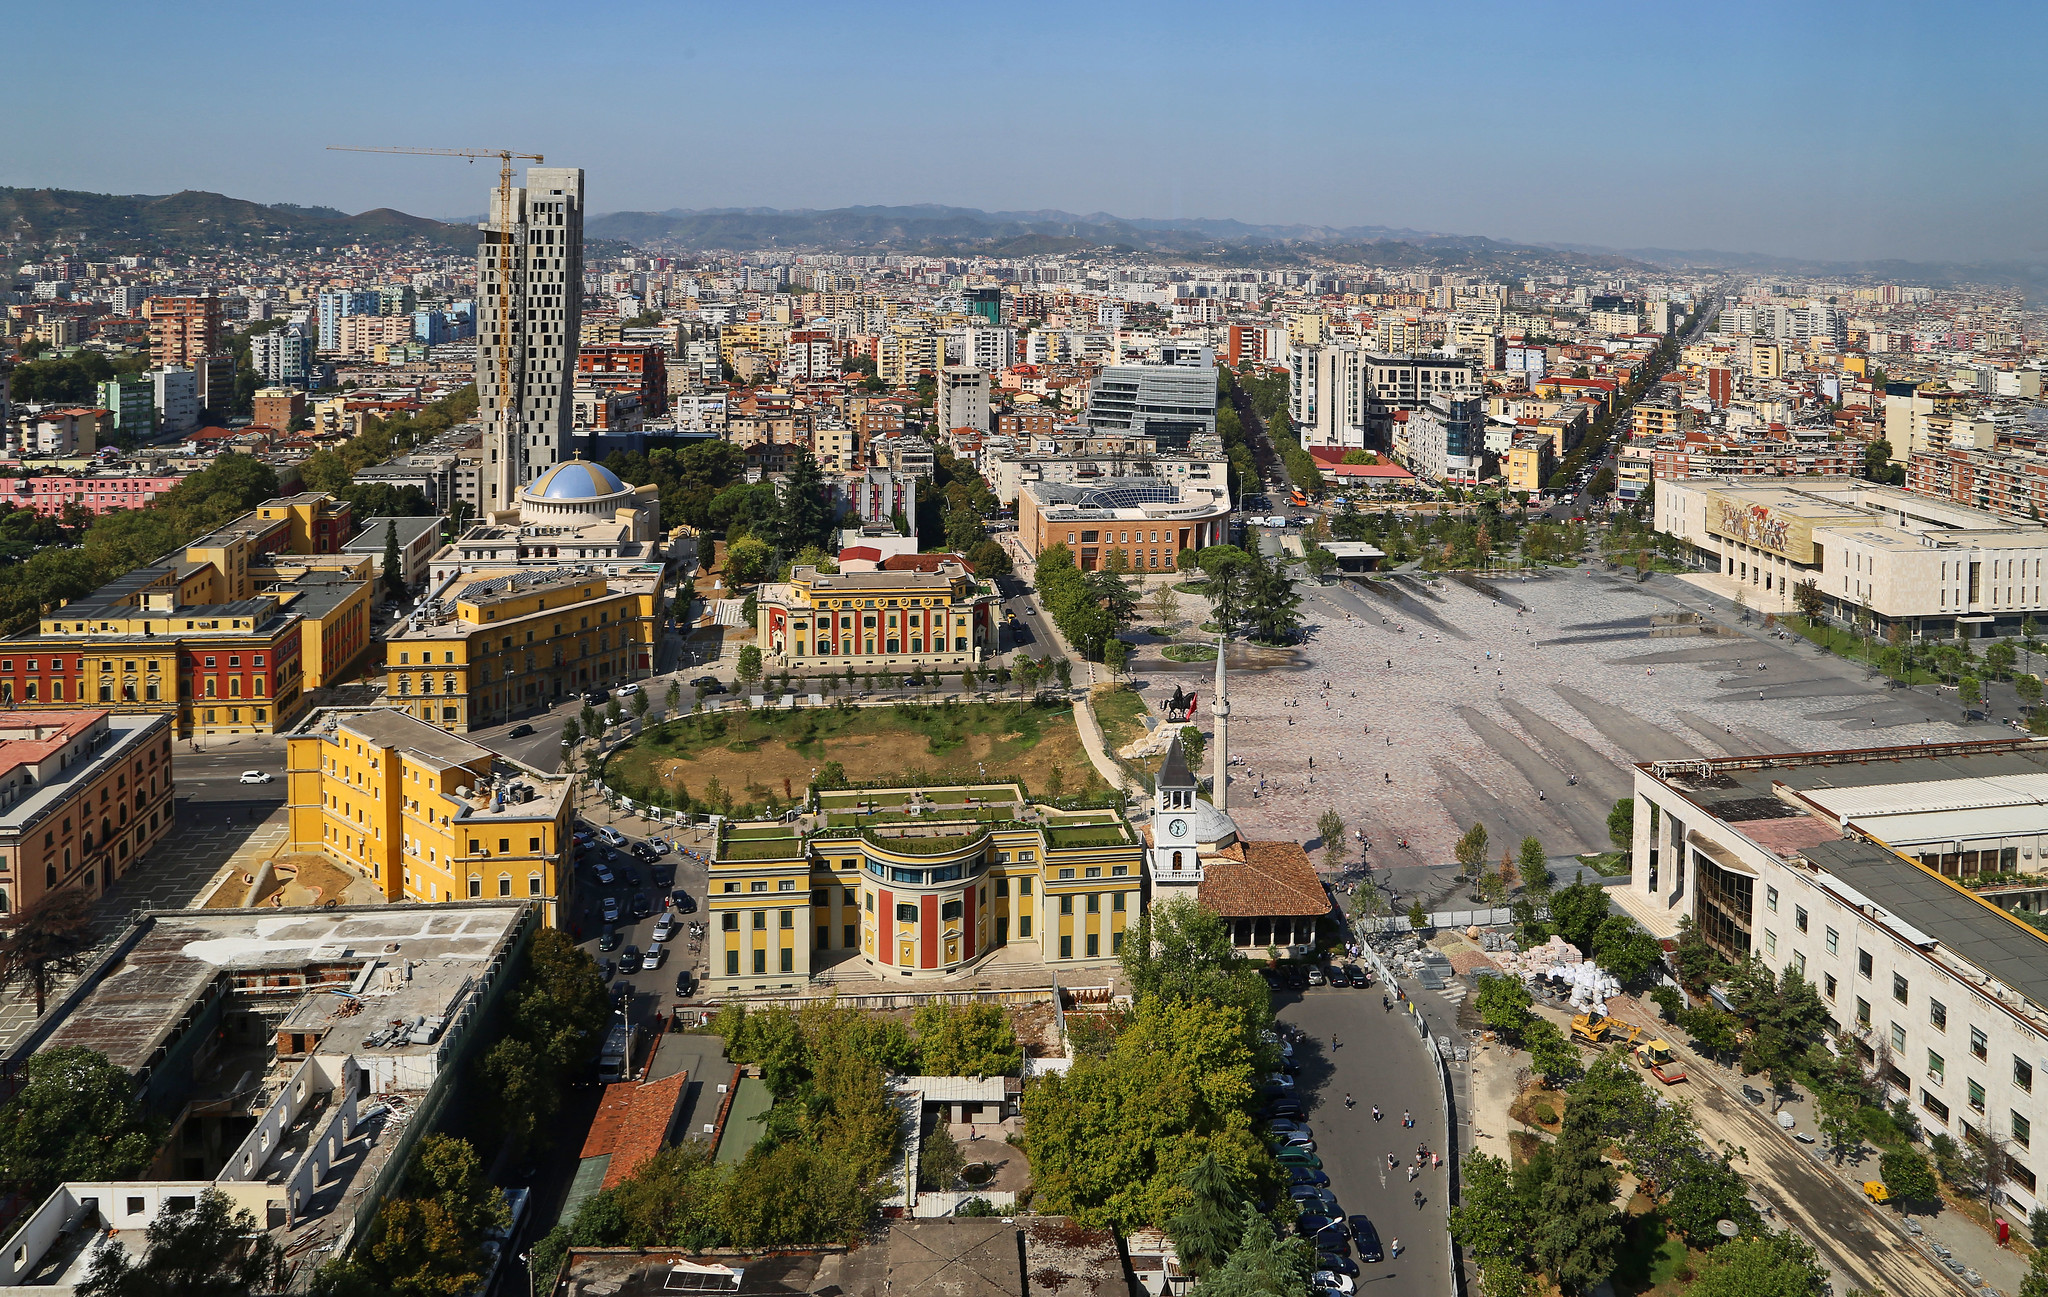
[[1308, 447, 1419, 489]]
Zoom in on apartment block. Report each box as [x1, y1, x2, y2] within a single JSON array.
[[143, 296, 222, 369], [478, 167, 585, 513]]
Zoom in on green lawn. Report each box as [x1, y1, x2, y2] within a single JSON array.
[[1577, 851, 1631, 877]]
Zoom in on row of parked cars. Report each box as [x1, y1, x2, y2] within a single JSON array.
[[1261, 1035, 1384, 1285], [1261, 963, 1373, 990]]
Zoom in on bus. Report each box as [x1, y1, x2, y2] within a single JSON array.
[[1289, 489, 1309, 508]]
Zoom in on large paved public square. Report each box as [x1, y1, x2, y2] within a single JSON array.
[[1142, 566, 1980, 876]]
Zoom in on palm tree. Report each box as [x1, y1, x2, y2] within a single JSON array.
[[0, 888, 95, 1017]]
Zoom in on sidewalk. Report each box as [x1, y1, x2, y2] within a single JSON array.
[[1605, 993, 2017, 1296]]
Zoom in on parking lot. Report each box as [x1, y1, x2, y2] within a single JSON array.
[[1270, 972, 1452, 1297]]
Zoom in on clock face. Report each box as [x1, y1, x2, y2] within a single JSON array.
[[1168, 818, 1188, 838]]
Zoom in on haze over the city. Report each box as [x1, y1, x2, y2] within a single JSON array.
[[8, 0, 2045, 266]]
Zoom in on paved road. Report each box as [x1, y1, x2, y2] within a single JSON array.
[[1275, 981, 1453, 1297]]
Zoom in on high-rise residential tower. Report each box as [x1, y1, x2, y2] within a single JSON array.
[[477, 167, 584, 513]]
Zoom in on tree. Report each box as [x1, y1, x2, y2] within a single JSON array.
[[1455, 822, 1490, 876], [1591, 916, 1665, 985], [561, 717, 581, 750], [1474, 974, 1534, 1038], [723, 535, 775, 587], [1197, 547, 1252, 632], [1518, 836, 1553, 895], [1241, 548, 1302, 645], [1167, 1153, 1246, 1278], [735, 644, 763, 687], [1986, 639, 2018, 681], [1880, 1148, 1939, 1208], [1316, 809, 1346, 869], [1449, 1153, 1534, 1297], [1103, 635, 1129, 680], [78, 1188, 286, 1297], [1792, 579, 1824, 620], [0, 886, 96, 1016], [1190, 1205, 1314, 1297], [1606, 798, 1633, 851], [631, 688, 650, 720], [0, 1047, 159, 1197], [1686, 1231, 1828, 1297], [1178, 724, 1205, 770], [2018, 674, 2043, 712], [1053, 659, 1073, 691], [1525, 1018, 1583, 1088], [665, 680, 683, 715], [1587, 467, 1615, 500], [1530, 1112, 1621, 1293], [1121, 896, 1271, 1031], [918, 1125, 967, 1190], [377, 519, 410, 603], [605, 697, 624, 727], [1961, 675, 1982, 710], [1148, 582, 1181, 628], [913, 1001, 1022, 1076], [1547, 879, 1611, 954], [1406, 898, 1428, 931]]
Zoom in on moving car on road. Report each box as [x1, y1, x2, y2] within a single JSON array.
[[239, 771, 273, 784], [507, 724, 535, 738]]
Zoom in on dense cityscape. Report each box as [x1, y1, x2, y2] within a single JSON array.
[[4, 6, 2048, 1297]]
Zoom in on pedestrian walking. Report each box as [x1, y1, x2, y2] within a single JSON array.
[[1372, 1104, 1382, 1121], [1406, 1164, 1417, 1182], [1390, 1238, 1402, 1259], [1403, 1109, 1412, 1126]]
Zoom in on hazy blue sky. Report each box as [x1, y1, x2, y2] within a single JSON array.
[[10, 0, 2044, 264]]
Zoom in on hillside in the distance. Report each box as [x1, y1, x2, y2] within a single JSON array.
[[0, 187, 475, 255]]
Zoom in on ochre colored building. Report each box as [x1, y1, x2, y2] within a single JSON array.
[[284, 708, 572, 923]]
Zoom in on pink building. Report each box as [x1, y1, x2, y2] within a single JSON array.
[[0, 472, 190, 518]]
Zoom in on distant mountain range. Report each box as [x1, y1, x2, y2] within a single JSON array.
[[6, 185, 2040, 296], [0, 187, 476, 255]]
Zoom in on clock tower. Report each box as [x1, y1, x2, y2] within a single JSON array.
[[1151, 735, 1204, 895]]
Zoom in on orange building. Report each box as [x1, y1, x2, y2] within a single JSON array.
[[142, 296, 223, 369], [0, 709, 175, 913]]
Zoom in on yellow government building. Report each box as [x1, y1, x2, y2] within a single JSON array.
[[706, 783, 1141, 993]]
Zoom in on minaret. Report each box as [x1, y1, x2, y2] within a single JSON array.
[[1211, 631, 1228, 811]]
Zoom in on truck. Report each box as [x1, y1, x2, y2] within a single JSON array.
[[597, 1021, 630, 1083]]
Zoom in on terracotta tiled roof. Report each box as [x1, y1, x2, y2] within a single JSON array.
[[578, 1081, 642, 1161], [601, 1071, 690, 1189], [1198, 840, 1330, 918], [881, 552, 971, 573]]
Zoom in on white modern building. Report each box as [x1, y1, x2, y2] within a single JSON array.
[[1656, 476, 2048, 637], [1621, 739, 2048, 1218], [153, 366, 198, 434], [477, 166, 585, 514]]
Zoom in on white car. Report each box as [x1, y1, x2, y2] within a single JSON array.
[[640, 945, 666, 972], [616, 682, 641, 696], [1313, 1275, 1354, 1296], [238, 771, 273, 784], [596, 826, 626, 847]]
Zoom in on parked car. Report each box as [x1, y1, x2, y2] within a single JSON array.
[[647, 837, 672, 855], [1295, 1214, 1342, 1239], [675, 969, 694, 997], [1314, 1254, 1356, 1278], [1305, 966, 1327, 987], [1267, 1130, 1315, 1152], [601, 897, 621, 923], [1274, 1147, 1322, 1170], [1313, 1272, 1354, 1296], [616, 683, 641, 696], [1325, 966, 1350, 988], [507, 724, 535, 738], [1291, 1188, 1340, 1218], [596, 826, 626, 847], [1267, 1118, 1311, 1137], [1263, 1098, 1306, 1121], [1310, 1227, 1349, 1257], [1288, 1167, 1330, 1188], [1263, 1073, 1297, 1090], [238, 770, 273, 784], [1342, 965, 1369, 987], [1347, 1217, 1383, 1265]]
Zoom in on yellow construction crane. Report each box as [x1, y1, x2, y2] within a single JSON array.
[[326, 146, 544, 445]]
